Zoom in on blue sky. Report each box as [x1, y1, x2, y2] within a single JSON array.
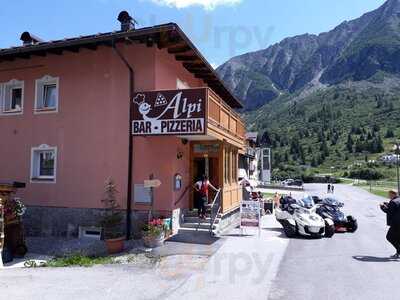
[[0, 0, 386, 67]]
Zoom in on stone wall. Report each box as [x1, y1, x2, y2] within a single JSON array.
[[23, 206, 155, 239]]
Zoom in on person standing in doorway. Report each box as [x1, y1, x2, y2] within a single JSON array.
[[380, 190, 400, 258], [327, 184, 331, 193], [194, 175, 218, 219]]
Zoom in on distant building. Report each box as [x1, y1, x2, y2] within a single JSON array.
[[380, 154, 400, 164]]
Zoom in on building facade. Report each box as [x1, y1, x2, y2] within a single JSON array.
[[0, 12, 245, 237]]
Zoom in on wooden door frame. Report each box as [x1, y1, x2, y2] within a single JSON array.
[[189, 140, 222, 209]]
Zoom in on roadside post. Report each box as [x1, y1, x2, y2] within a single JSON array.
[[144, 175, 162, 221], [240, 200, 261, 237], [395, 142, 400, 194], [0, 197, 3, 267]]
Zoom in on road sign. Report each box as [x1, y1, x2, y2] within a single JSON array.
[[240, 200, 261, 237], [144, 179, 162, 188]]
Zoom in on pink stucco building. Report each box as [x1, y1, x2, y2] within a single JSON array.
[[0, 12, 245, 237]]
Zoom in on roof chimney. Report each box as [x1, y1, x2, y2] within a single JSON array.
[[20, 32, 44, 46], [118, 11, 135, 31]]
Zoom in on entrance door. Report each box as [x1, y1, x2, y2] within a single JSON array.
[[193, 158, 206, 183], [192, 156, 220, 208]]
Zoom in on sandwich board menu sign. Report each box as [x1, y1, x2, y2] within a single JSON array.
[[132, 88, 206, 136], [240, 200, 261, 235]]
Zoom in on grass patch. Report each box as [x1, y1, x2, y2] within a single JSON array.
[[343, 178, 398, 198], [338, 178, 356, 185], [357, 185, 390, 198], [368, 189, 390, 198], [44, 255, 115, 268]]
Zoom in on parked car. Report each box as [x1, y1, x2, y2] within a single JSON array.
[[281, 179, 295, 186], [282, 179, 303, 187], [288, 179, 304, 187]]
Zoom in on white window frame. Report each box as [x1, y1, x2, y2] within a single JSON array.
[[34, 75, 59, 114], [0, 79, 24, 116], [30, 144, 58, 183]]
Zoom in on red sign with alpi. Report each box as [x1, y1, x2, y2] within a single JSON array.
[[132, 88, 207, 136]]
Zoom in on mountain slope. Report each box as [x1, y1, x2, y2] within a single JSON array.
[[217, 0, 400, 111]]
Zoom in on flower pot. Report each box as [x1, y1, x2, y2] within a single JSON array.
[[142, 232, 165, 248], [105, 237, 125, 254]]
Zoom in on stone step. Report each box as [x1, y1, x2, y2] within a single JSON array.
[[184, 207, 212, 217], [184, 216, 220, 224], [181, 222, 213, 230], [176, 227, 213, 233]]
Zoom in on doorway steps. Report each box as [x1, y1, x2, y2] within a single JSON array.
[[181, 209, 221, 234]]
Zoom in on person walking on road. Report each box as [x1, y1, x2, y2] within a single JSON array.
[[327, 184, 331, 193], [331, 184, 335, 194], [194, 175, 218, 219], [380, 190, 400, 258]]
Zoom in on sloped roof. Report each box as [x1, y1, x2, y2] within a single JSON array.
[[0, 23, 243, 109]]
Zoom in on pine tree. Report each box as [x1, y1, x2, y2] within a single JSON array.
[[355, 139, 364, 153], [308, 145, 313, 154], [311, 156, 318, 167], [372, 123, 380, 132], [385, 129, 395, 138], [346, 134, 354, 153], [320, 140, 330, 157]]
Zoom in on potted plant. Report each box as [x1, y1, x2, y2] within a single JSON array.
[[100, 178, 125, 254], [142, 219, 165, 248]]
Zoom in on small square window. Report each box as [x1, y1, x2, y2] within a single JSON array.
[[35, 76, 59, 113], [31, 146, 57, 182], [1, 80, 24, 115]]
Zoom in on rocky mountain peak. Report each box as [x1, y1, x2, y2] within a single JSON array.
[[217, 0, 400, 111]]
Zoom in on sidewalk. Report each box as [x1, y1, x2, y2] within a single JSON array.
[[163, 215, 289, 299]]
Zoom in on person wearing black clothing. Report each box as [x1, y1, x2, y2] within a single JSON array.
[[380, 190, 400, 258], [193, 175, 218, 219]]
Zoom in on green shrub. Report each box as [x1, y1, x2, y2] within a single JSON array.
[[45, 255, 114, 268], [348, 168, 384, 180]]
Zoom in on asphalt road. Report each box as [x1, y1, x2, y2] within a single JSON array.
[[1, 184, 398, 300], [268, 183, 399, 300]]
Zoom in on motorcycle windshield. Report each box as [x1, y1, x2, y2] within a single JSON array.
[[298, 195, 315, 208], [323, 197, 342, 207]]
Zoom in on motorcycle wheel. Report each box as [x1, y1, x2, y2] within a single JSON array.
[[324, 221, 335, 238], [346, 216, 358, 233], [282, 221, 297, 238]]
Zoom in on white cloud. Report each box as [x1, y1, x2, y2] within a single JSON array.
[[150, 0, 242, 10]]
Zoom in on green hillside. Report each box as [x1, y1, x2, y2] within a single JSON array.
[[245, 75, 400, 181]]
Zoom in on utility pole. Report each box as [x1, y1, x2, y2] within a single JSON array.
[[395, 142, 400, 194]]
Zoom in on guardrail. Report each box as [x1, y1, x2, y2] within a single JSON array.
[[209, 189, 222, 235]]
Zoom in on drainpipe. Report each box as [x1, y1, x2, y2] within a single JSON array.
[[112, 39, 134, 240]]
